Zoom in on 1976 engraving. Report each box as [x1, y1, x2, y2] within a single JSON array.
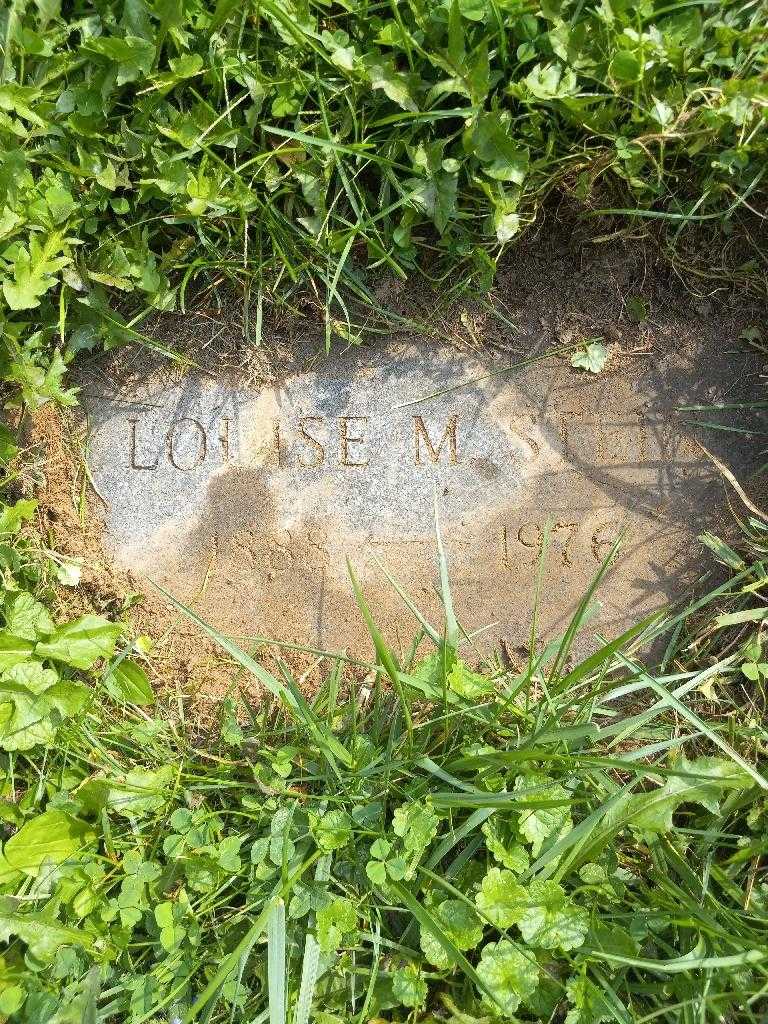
[[501, 513, 625, 568]]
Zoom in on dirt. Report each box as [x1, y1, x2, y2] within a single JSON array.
[[16, 228, 767, 707]]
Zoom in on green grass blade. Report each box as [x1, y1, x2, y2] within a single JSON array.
[[586, 948, 767, 974], [354, 921, 382, 1024], [434, 493, 459, 655], [390, 881, 504, 1012], [293, 856, 332, 1024], [555, 610, 663, 692], [370, 553, 440, 644], [268, 899, 287, 1024], [347, 557, 413, 741], [547, 531, 625, 688], [183, 896, 279, 1023], [615, 652, 768, 791]]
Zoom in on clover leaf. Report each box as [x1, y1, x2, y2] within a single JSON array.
[[419, 898, 484, 968], [565, 974, 613, 1024], [316, 898, 357, 952], [476, 940, 539, 1016], [477, 870, 588, 951], [482, 817, 529, 872], [366, 836, 408, 886], [365, 859, 388, 886], [515, 880, 589, 951], [310, 809, 352, 852], [571, 339, 608, 374], [392, 798, 439, 856], [626, 756, 752, 833], [742, 660, 768, 682], [514, 773, 573, 855], [448, 659, 494, 698], [392, 965, 428, 1008], [476, 867, 526, 928]]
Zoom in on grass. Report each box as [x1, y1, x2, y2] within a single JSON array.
[[0, 0, 767, 1019], [0, 0, 767, 404], [0, 494, 767, 1022]]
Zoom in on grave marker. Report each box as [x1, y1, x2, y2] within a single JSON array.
[[81, 339, 759, 657]]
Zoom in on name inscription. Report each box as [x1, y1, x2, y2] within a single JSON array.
[[128, 414, 463, 471]]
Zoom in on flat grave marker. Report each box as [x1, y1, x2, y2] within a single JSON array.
[[81, 337, 760, 657]]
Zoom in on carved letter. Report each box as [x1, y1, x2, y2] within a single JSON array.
[[218, 417, 231, 460], [298, 417, 325, 468], [413, 415, 459, 465], [128, 417, 160, 471], [592, 518, 621, 561], [339, 416, 369, 467], [272, 419, 283, 468], [166, 418, 207, 470]]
